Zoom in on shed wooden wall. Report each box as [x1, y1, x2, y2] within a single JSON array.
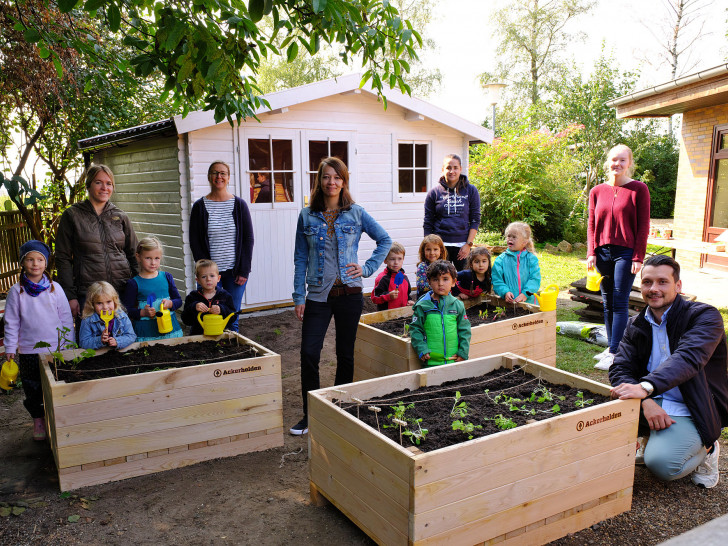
[[184, 92, 470, 308], [94, 137, 187, 293]]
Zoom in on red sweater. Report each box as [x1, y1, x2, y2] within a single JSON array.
[[587, 180, 651, 262], [371, 268, 411, 310]]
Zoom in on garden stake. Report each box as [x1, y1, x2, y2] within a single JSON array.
[[368, 406, 382, 432], [332, 389, 348, 407], [352, 397, 364, 419], [392, 418, 407, 445]]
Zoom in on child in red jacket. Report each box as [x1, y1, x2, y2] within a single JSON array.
[[371, 242, 413, 310]]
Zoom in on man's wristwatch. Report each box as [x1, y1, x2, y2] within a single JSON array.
[[466, 241, 473, 246], [639, 381, 654, 395]]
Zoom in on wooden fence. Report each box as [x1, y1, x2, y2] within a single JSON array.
[[0, 210, 33, 292]]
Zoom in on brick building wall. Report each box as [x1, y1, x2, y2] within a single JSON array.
[[673, 103, 728, 271]]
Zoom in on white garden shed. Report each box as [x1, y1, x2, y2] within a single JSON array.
[[79, 74, 492, 311]]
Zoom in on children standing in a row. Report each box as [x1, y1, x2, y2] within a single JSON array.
[[122, 237, 184, 341], [492, 222, 541, 304], [370, 242, 413, 311], [3, 241, 74, 440]]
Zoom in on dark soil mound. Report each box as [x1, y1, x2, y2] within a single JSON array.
[[345, 366, 610, 452], [53, 338, 259, 383]]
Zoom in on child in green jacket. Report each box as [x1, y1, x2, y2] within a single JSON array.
[[409, 260, 471, 366]]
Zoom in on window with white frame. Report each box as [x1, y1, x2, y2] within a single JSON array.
[[397, 141, 430, 197], [247, 138, 294, 203]]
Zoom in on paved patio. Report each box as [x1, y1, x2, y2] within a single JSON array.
[[677, 268, 728, 309]]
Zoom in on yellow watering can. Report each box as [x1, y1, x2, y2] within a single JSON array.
[[156, 303, 173, 334], [532, 284, 559, 312], [586, 267, 605, 292], [197, 311, 235, 336], [1, 359, 19, 391]]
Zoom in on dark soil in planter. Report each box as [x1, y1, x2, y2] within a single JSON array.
[[343, 366, 610, 452], [370, 300, 532, 337], [53, 338, 259, 383]]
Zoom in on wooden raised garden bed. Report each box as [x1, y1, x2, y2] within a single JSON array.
[[354, 295, 556, 381], [309, 353, 639, 546], [40, 333, 283, 491]]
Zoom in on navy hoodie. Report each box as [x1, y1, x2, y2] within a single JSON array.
[[423, 175, 481, 244]]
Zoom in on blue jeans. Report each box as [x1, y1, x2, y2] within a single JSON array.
[[300, 293, 363, 416], [643, 400, 707, 481], [596, 245, 635, 354], [219, 269, 247, 333]]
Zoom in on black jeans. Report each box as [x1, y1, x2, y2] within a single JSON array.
[[300, 292, 363, 416], [446, 245, 467, 272], [18, 354, 44, 419]]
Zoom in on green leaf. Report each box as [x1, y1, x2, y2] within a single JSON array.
[[107, 3, 121, 32], [57, 0, 79, 12], [286, 42, 298, 62], [165, 22, 186, 50], [84, 0, 106, 11], [23, 28, 42, 43], [12, 506, 26, 516], [248, 0, 265, 22], [312, 0, 327, 13], [68, 514, 81, 523], [38, 46, 51, 59], [52, 54, 64, 79], [0, 506, 11, 517]]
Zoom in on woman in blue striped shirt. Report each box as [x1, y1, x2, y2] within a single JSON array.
[[189, 161, 254, 332]]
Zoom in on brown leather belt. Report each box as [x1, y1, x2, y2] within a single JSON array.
[[328, 285, 362, 298]]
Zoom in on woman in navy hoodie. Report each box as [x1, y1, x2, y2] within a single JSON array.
[[423, 154, 481, 271]]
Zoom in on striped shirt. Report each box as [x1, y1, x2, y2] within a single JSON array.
[[203, 197, 236, 272]]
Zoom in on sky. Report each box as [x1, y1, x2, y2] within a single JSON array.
[[420, 0, 728, 125]]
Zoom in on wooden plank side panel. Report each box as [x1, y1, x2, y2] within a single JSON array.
[[412, 444, 634, 539], [359, 306, 414, 325], [413, 419, 636, 513], [309, 416, 409, 509], [56, 409, 282, 468], [355, 323, 413, 359], [415, 474, 633, 545], [353, 349, 414, 382], [55, 391, 282, 447], [354, 338, 415, 372], [414, 398, 639, 486], [53, 373, 281, 427], [469, 310, 555, 344], [59, 432, 283, 491]]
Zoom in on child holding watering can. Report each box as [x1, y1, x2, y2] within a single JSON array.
[[453, 246, 492, 300], [79, 281, 136, 350], [3, 240, 74, 440], [492, 222, 541, 305], [182, 259, 236, 336], [121, 237, 183, 341]]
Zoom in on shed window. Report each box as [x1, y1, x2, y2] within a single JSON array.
[[397, 142, 429, 195], [248, 138, 294, 203], [307, 140, 349, 190]]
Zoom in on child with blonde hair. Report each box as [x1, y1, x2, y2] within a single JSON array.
[[371, 242, 413, 310], [416, 234, 447, 300], [182, 260, 236, 335], [122, 237, 183, 341], [492, 222, 541, 304], [79, 281, 136, 349]]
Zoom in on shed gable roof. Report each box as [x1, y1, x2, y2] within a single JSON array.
[[173, 73, 493, 142]]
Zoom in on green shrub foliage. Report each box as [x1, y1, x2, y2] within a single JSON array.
[[469, 125, 582, 242]]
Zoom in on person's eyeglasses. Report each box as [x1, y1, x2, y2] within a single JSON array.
[[210, 171, 229, 177]]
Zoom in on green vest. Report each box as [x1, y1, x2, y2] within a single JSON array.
[[423, 310, 458, 366]]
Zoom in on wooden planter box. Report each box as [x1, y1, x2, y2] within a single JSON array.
[[309, 353, 639, 546], [40, 333, 283, 491], [355, 295, 556, 381]]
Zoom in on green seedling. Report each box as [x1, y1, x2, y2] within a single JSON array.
[[35, 327, 96, 378], [450, 391, 468, 418], [493, 306, 507, 320], [274, 327, 282, 336], [478, 309, 489, 320], [574, 391, 594, 408], [487, 414, 517, 430], [402, 418, 428, 445], [452, 419, 482, 439]]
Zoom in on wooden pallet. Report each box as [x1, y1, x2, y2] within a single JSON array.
[[309, 353, 639, 546], [40, 333, 283, 491], [354, 295, 556, 381]]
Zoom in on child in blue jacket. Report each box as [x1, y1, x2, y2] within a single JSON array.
[[492, 222, 541, 304]]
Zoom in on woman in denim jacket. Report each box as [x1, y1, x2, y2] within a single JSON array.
[[290, 157, 391, 435]]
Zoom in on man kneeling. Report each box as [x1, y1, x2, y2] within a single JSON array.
[[610, 255, 728, 488]]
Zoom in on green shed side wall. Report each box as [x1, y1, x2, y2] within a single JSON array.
[[93, 136, 187, 293]]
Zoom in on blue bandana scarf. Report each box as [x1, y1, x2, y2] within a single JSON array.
[[20, 273, 50, 297]]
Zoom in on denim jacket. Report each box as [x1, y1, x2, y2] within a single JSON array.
[[79, 310, 137, 350], [293, 204, 392, 305]]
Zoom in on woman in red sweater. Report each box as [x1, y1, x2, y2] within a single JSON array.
[[587, 144, 650, 370]]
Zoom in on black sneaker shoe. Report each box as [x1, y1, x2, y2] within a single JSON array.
[[289, 417, 308, 436]]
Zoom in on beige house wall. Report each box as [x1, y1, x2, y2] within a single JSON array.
[[673, 103, 728, 271]]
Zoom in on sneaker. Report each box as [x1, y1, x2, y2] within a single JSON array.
[[33, 418, 47, 441], [691, 441, 720, 488], [594, 352, 614, 371], [593, 347, 610, 361], [635, 437, 647, 465], [289, 417, 308, 436]]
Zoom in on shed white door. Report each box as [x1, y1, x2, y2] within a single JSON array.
[[240, 129, 357, 307]]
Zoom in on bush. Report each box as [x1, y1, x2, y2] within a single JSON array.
[[469, 125, 582, 242]]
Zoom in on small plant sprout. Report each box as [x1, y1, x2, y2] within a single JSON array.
[[574, 391, 594, 408], [402, 418, 428, 445], [35, 327, 96, 379], [403, 322, 410, 337], [452, 419, 482, 439], [478, 309, 489, 320], [352, 397, 364, 419], [450, 391, 468, 418], [368, 406, 382, 432], [489, 414, 517, 431], [493, 306, 507, 320], [392, 418, 407, 445]]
